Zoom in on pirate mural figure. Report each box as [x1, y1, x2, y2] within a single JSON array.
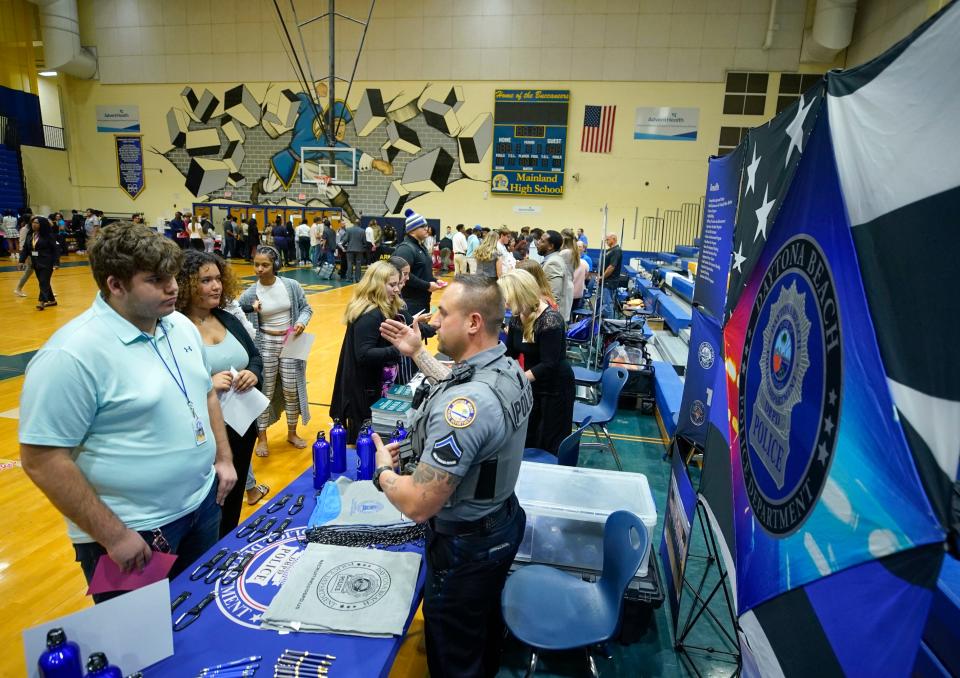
[[250, 83, 393, 221]]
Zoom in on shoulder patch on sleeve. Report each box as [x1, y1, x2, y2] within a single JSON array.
[[444, 396, 477, 428], [431, 433, 463, 467]]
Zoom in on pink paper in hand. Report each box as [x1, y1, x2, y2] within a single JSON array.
[[86, 552, 178, 595]]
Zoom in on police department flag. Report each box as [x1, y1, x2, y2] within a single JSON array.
[[709, 4, 959, 675], [581, 105, 616, 153]]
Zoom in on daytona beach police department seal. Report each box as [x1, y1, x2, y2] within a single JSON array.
[[317, 561, 391, 610], [739, 235, 842, 536]]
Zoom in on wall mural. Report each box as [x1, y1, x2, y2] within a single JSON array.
[[157, 82, 493, 219]]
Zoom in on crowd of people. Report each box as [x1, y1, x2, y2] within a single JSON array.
[[17, 207, 626, 677]]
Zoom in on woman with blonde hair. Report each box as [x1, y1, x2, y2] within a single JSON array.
[[498, 269, 575, 455], [330, 260, 404, 442], [516, 259, 558, 310], [473, 230, 500, 280]]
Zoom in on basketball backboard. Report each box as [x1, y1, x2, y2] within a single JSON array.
[[300, 146, 359, 186]]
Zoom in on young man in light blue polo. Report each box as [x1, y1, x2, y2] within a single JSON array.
[[19, 222, 237, 602]]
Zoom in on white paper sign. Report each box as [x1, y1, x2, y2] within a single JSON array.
[[279, 332, 315, 360], [23, 579, 172, 677], [219, 368, 270, 434]]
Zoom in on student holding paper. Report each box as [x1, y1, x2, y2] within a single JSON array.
[[176, 251, 264, 535], [330, 261, 403, 443], [239, 246, 314, 457]]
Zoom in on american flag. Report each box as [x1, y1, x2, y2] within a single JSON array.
[[581, 104, 616, 153]]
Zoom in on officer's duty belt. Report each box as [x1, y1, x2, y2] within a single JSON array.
[[428, 494, 518, 536]]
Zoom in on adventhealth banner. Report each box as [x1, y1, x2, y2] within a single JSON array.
[[97, 105, 140, 133], [115, 135, 145, 199], [692, 147, 742, 321], [634, 107, 699, 141]]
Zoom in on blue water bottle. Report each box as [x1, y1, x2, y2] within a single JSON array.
[[83, 652, 122, 678], [390, 420, 408, 444], [312, 431, 331, 489], [357, 425, 376, 481], [38, 628, 83, 678], [330, 418, 347, 473]]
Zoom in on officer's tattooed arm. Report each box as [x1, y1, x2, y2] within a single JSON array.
[[379, 462, 461, 523], [413, 347, 452, 383]]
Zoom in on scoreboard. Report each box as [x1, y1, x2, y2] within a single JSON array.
[[491, 89, 569, 197]]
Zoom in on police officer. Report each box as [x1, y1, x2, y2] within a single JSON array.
[[373, 275, 532, 678]]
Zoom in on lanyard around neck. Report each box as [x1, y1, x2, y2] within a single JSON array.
[[144, 325, 196, 417]]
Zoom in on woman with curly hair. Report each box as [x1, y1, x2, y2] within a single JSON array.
[[176, 250, 266, 534], [330, 260, 404, 442]]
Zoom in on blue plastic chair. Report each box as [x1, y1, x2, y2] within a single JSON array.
[[573, 367, 628, 471], [501, 510, 649, 677], [522, 417, 592, 467]]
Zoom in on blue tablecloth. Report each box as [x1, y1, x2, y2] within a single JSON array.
[[145, 451, 425, 678]]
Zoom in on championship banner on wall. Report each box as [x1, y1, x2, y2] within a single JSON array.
[[692, 147, 743, 322], [115, 135, 145, 199], [659, 449, 697, 627], [675, 309, 723, 449]]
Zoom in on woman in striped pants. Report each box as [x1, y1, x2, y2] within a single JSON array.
[[239, 246, 314, 457]]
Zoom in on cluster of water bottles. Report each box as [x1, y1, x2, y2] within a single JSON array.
[[312, 418, 408, 489], [38, 628, 124, 677]]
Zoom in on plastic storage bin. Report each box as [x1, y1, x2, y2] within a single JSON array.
[[513, 462, 658, 577]]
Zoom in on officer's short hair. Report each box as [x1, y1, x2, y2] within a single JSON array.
[[451, 274, 504, 335]]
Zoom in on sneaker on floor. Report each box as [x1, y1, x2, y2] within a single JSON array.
[[13, 289, 26, 297]]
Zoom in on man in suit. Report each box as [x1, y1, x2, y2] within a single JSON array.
[[538, 229, 573, 319], [343, 219, 368, 282]]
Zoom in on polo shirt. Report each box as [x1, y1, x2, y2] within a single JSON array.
[[19, 294, 216, 543]]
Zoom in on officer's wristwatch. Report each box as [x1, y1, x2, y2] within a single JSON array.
[[372, 465, 393, 492]]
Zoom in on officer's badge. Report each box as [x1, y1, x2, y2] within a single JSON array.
[[432, 433, 463, 467], [444, 397, 477, 428]]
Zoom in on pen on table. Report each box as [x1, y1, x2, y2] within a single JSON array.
[[197, 656, 261, 672]]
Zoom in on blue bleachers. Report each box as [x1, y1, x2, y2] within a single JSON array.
[[0, 146, 25, 213], [656, 293, 692, 333], [669, 276, 694, 302], [656, 252, 679, 264], [652, 360, 683, 440], [639, 258, 658, 273], [675, 245, 699, 258]]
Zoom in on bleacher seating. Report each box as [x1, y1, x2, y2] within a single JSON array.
[[655, 293, 692, 333], [656, 252, 679, 264], [0, 146, 25, 213], [652, 360, 683, 440], [675, 245, 699, 258], [639, 258, 658, 273]]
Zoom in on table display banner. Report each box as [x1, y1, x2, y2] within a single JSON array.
[[692, 146, 742, 321], [675, 308, 723, 448], [659, 449, 697, 628]]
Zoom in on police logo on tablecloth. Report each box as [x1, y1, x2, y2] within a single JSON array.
[[697, 341, 715, 370], [690, 400, 706, 427], [317, 561, 391, 610], [214, 528, 307, 629], [444, 397, 476, 428], [739, 236, 842, 537]]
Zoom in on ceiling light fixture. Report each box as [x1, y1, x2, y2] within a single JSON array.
[[39, 71, 57, 77]]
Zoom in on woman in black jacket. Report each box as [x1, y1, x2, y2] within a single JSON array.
[[499, 269, 575, 455], [176, 250, 265, 536], [330, 260, 403, 443], [19, 215, 59, 310]]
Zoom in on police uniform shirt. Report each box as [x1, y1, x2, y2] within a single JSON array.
[[417, 345, 512, 523]]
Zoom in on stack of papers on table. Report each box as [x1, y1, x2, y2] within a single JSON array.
[[370, 398, 411, 436]]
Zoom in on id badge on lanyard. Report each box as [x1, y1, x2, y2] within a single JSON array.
[[145, 327, 207, 446]]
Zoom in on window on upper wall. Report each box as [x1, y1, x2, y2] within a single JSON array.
[[776, 73, 824, 114], [723, 72, 768, 116], [718, 126, 750, 157]]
